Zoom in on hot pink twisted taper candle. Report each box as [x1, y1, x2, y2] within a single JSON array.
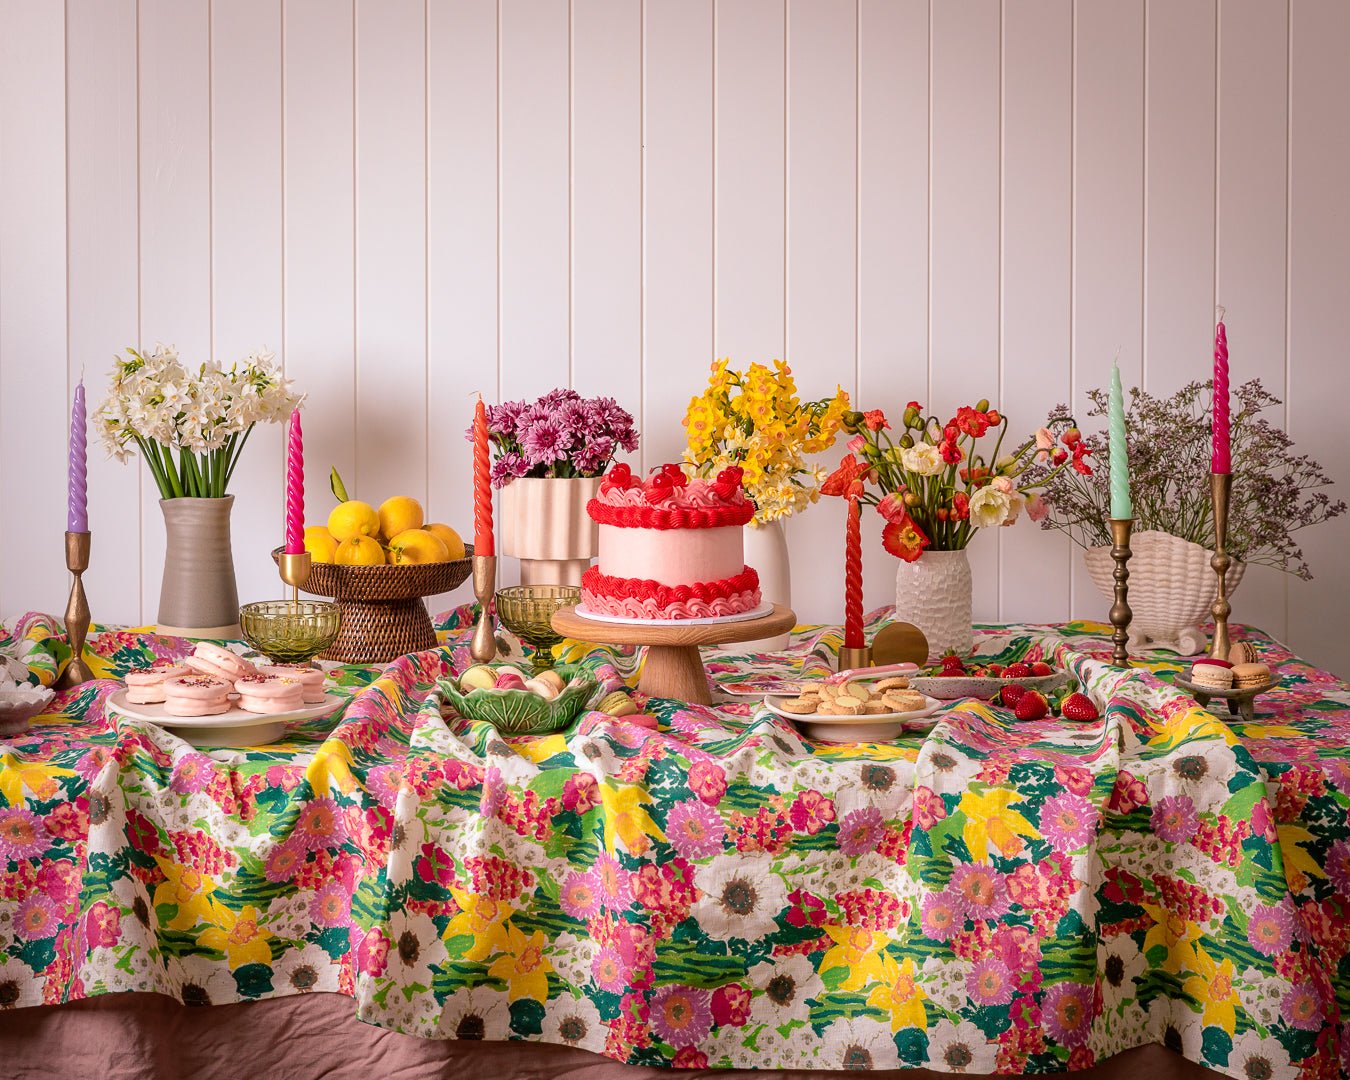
[[1212, 317, 1230, 473], [844, 495, 864, 649], [473, 399, 494, 556], [284, 410, 304, 554], [67, 380, 88, 533]]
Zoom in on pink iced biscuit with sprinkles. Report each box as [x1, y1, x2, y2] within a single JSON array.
[[161, 676, 232, 717], [233, 673, 305, 715], [123, 662, 191, 704], [185, 642, 256, 683], [257, 664, 326, 704]]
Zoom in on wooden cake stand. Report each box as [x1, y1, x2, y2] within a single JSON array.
[[552, 603, 797, 705]]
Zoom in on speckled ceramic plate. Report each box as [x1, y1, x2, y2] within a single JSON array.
[[107, 689, 343, 747]]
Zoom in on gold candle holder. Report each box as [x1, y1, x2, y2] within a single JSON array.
[[1107, 518, 1134, 667], [277, 550, 313, 606], [838, 645, 873, 673], [56, 531, 94, 689], [471, 554, 498, 663], [1209, 472, 1233, 660]]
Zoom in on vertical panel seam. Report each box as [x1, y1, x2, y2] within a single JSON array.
[[136, 0, 146, 622], [1283, 0, 1293, 635], [496, 0, 503, 402], [1212, 0, 1220, 318], [853, 0, 860, 402], [638, 0, 646, 474], [352, 0, 359, 492], [711, 0, 717, 361], [1139, 0, 1147, 389], [997, 0, 1005, 620], [567, 0, 574, 389], [424, 0, 430, 510], [1068, 0, 1077, 622], [781, 0, 788, 362], [925, 0, 932, 404], [209, 0, 215, 363]]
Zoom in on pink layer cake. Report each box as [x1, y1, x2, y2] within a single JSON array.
[[581, 463, 761, 620]]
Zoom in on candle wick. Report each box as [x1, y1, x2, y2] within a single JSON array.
[[1215, 304, 1226, 323]]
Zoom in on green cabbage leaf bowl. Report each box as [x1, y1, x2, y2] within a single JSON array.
[[439, 664, 600, 735]]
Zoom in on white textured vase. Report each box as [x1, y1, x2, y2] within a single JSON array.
[[1084, 529, 1246, 655], [894, 548, 972, 660], [742, 519, 791, 651], [501, 477, 602, 586]]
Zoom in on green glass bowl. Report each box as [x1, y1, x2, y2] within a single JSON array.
[[240, 600, 342, 664], [495, 584, 582, 673], [441, 664, 599, 735]]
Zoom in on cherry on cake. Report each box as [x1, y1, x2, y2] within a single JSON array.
[[580, 463, 762, 620]]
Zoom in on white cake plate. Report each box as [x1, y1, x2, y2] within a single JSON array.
[[764, 693, 943, 743], [572, 600, 775, 627], [106, 690, 344, 747]]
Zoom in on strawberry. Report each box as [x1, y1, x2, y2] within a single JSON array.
[[1003, 662, 1033, 680], [1029, 662, 1053, 677], [1060, 692, 1099, 721], [999, 683, 1028, 708], [986, 663, 1004, 677], [941, 654, 965, 673], [1013, 691, 1049, 720]]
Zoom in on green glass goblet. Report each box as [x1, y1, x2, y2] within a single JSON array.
[[494, 585, 581, 674], [240, 600, 342, 664]]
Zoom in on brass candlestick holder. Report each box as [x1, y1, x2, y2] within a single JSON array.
[[56, 531, 94, 688], [1107, 518, 1134, 667], [838, 645, 873, 673], [470, 554, 498, 663], [1209, 472, 1233, 660], [277, 550, 313, 606]]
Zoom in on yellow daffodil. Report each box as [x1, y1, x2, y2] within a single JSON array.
[[197, 904, 273, 970], [1140, 901, 1203, 973], [867, 955, 928, 1032], [598, 781, 664, 856], [513, 733, 568, 764], [153, 856, 222, 931], [957, 787, 1040, 862], [1236, 723, 1302, 740], [444, 888, 514, 960], [1146, 706, 1238, 751], [306, 737, 357, 795], [1181, 944, 1240, 1035], [819, 925, 890, 992], [486, 921, 553, 1003], [0, 753, 75, 804]]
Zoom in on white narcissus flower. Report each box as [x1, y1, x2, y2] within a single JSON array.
[[969, 485, 1011, 528], [901, 443, 945, 476]]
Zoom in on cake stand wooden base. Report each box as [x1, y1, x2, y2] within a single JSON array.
[[551, 603, 797, 705]]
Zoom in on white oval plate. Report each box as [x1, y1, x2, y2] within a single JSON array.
[[764, 693, 943, 743], [572, 600, 776, 627], [107, 689, 344, 747]]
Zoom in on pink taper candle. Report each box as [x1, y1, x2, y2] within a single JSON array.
[[284, 410, 305, 555], [1212, 313, 1231, 473], [473, 399, 494, 556], [844, 495, 864, 649], [67, 380, 88, 533]]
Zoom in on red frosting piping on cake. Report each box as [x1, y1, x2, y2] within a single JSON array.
[[587, 498, 755, 531], [582, 565, 760, 607]]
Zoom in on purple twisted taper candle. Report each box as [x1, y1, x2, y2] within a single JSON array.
[[67, 380, 88, 533]]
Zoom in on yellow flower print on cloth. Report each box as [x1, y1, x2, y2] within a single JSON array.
[[867, 955, 929, 1032], [957, 787, 1041, 862], [197, 904, 274, 971], [444, 888, 514, 962], [818, 925, 890, 993], [152, 857, 224, 931], [598, 780, 664, 857], [0, 752, 75, 805], [486, 922, 554, 1004], [1181, 944, 1241, 1036]]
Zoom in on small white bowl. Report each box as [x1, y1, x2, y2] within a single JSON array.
[[0, 683, 55, 737]]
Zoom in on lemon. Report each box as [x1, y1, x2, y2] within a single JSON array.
[[424, 522, 466, 560], [387, 528, 450, 565], [335, 535, 385, 566], [303, 525, 338, 563], [328, 500, 380, 542], [378, 496, 424, 541]]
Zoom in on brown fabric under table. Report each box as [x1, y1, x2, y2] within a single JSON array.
[[0, 994, 1223, 1080]]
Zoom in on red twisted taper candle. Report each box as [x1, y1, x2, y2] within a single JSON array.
[[473, 399, 495, 556], [284, 410, 305, 555], [844, 494, 864, 648]]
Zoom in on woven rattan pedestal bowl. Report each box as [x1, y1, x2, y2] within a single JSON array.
[[272, 547, 473, 664]]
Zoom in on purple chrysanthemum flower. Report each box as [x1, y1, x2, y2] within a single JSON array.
[[1151, 795, 1200, 844], [559, 869, 602, 919], [0, 807, 48, 862], [169, 752, 214, 795], [921, 888, 965, 942], [591, 946, 628, 992], [1042, 981, 1094, 1047], [1040, 792, 1099, 852], [649, 984, 714, 1046], [836, 806, 885, 856], [1326, 839, 1350, 893], [949, 864, 1011, 920], [521, 418, 570, 467], [539, 387, 582, 410], [1247, 900, 1295, 956], [1281, 981, 1325, 1030], [491, 451, 528, 488], [574, 435, 616, 476], [665, 799, 726, 860], [967, 956, 1015, 1006], [15, 895, 60, 941]]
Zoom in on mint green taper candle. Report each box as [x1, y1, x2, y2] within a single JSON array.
[[1108, 361, 1133, 519]]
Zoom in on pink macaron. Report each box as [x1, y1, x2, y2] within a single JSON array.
[[234, 673, 305, 715], [124, 661, 192, 704], [257, 664, 326, 704], [162, 675, 232, 717], [186, 642, 256, 684]]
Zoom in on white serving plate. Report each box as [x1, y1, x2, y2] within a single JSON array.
[[107, 689, 344, 747], [572, 600, 776, 627], [764, 693, 943, 744]]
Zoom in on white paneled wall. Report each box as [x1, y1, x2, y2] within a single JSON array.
[[1, 0, 1348, 675]]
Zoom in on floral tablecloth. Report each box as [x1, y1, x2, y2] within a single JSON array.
[[1, 608, 1348, 1077]]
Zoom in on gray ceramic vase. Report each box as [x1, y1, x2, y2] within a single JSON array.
[[156, 496, 241, 639]]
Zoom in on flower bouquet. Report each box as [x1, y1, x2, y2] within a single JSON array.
[[95, 344, 303, 635], [477, 389, 639, 585], [836, 400, 1086, 656]]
